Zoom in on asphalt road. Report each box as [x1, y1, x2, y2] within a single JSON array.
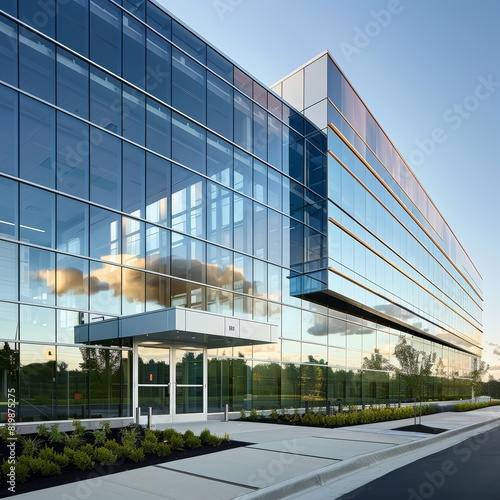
[[338, 426, 500, 500]]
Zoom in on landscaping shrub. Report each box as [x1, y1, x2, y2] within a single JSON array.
[[72, 420, 86, 437], [93, 447, 117, 466], [92, 429, 107, 446], [454, 401, 500, 412], [71, 450, 94, 471], [184, 434, 202, 449], [2, 459, 30, 483], [20, 436, 40, 457], [155, 442, 171, 457]]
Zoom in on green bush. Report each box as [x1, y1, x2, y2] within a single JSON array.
[[72, 420, 86, 436], [120, 427, 139, 447], [20, 436, 40, 457], [168, 434, 184, 451], [155, 442, 171, 457], [37, 447, 55, 461], [183, 429, 195, 440], [52, 452, 70, 468], [36, 424, 50, 439], [127, 447, 145, 463], [63, 446, 75, 461], [48, 424, 66, 445], [80, 444, 94, 457], [184, 434, 202, 449], [92, 429, 107, 447], [249, 408, 259, 421], [2, 459, 30, 483], [93, 447, 117, 466], [103, 439, 123, 457], [99, 420, 112, 435], [199, 428, 211, 446], [454, 401, 500, 412], [240, 408, 247, 420], [71, 450, 94, 471], [64, 433, 84, 450], [141, 431, 159, 454]]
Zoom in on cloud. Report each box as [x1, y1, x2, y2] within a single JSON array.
[[488, 342, 500, 347], [493, 347, 500, 356]]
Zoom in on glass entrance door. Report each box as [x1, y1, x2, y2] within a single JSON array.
[[174, 347, 205, 419]]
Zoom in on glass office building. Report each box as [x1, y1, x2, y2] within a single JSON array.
[[0, 1, 482, 425]]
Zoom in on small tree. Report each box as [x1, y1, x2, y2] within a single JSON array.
[[393, 337, 436, 424], [469, 359, 489, 402]]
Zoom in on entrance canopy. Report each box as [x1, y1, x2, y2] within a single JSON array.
[[75, 307, 278, 348]]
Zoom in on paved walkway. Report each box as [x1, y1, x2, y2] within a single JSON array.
[[13, 405, 500, 499]]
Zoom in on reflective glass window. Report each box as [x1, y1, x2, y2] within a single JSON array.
[[207, 133, 232, 185], [281, 306, 301, 340], [253, 259, 267, 297], [208, 181, 232, 247], [207, 244, 233, 290], [56, 254, 89, 310], [20, 95, 56, 188], [122, 216, 145, 268], [146, 29, 171, 104], [146, 98, 171, 158], [89, 206, 121, 263], [233, 194, 252, 254], [171, 165, 205, 238], [19, 28, 55, 103], [207, 73, 233, 139], [19, 246, 55, 305], [122, 268, 145, 315], [20, 305, 55, 342], [0, 240, 17, 300], [19, 2, 54, 36], [267, 209, 282, 265], [267, 114, 282, 170], [90, 67, 121, 134], [123, 85, 145, 145], [0, 176, 17, 239], [172, 20, 206, 64], [122, 143, 145, 217], [234, 67, 252, 97], [267, 92, 282, 120], [57, 48, 89, 119], [233, 149, 252, 196], [90, 130, 121, 210], [207, 46, 233, 83], [90, 0, 121, 75], [147, 2, 171, 38], [123, 13, 145, 88], [268, 264, 281, 302], [267, 168, 282, 212], [306, 142, 326, 197], [290, 181, 304, 221], [0, 16, 17, 86], [57, 0, 89, 56], [20, 185, 55, 248], [172, 112, 206, 174], [57, 196, 88, 256], [171, 233, 205, 283], [0, 84, 18, 176], [0, 302, 18, 340], [234, 253, 252, 295], [172, 47, 206, 124], [234, 91, 252, 152], [146, 153, 170, 226], [253, 203, 267, 260], [253, 105, 267, 161], [146, 273, 170, 310], [89, 259, 121, 315], [253, 160, 267, 204], [146, 223, 170, 274], [287, 129, 304, 184], [56, 112, 89, 199]]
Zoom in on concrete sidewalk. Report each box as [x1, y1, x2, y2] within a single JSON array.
[[13, 406, 500, 500]]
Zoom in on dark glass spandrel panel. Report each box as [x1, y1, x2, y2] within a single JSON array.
[[172, 112, 206, 174], [123, 85, 145, 145], [234, 66, 252, 97], [0, 240, 17, 300], [0, 16, 17, 86], [147, 2, 171, 38], [57, 48, 89, 119], [146, 98, 171, 158], [207, 73, 233, 139], [122, 143, 145, 217], [56, 112, 89, 199], [19, 28, 55, 103], [57, 195, 88, 256], [207, 46, 233, 83], [146, 223, 170, 274], [207, 133, 232, 185], [146, 153, 170, 226], [253, 104, 267, 161], [172, 20, 206, 64], [19, 1, 55, 37], [234, 91, 252, 152], [233, 194, 252, 254], [172, 47, 206, 124], [90, 130, 121, 210], [0, 84, 18, 176], [20, 96, 56, 189], [90, 0, 121, 75], [0, 176, 17, 239], [56, 253, 89, 310], [123, 13, 145, 88], [19, 246, 55, 305], [146, 29, 171, 104], [233, 149, 252, 197], [57, 0, 89, 56], [90, 67, 121, 134], [89, 206, 121, 263]]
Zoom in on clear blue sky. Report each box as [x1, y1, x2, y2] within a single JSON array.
[[159, 0, 500, 378]]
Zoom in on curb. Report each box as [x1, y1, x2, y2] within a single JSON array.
[[236, 416, 500, 499]]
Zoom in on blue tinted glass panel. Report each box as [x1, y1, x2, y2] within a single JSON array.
[[290, 181, 304, 222], [57, 195, 88, 256], [267, 167, 282, 212], [123, 0, 146, 20], [20, 95, 55, 188], [57, 0, 89, 56], [89, 206, 121, 262], [90, 260, 121, 315], [172, 20, 206, 64], [287, 129, 304, 184], [19, 28, 55, 103], [0, 176, 17, 239], [208, 181, 232, 247], [233, 194, 252, 254], [56, 112, 89, 199], [267, 209, 282, 265], [233, 252, 252, 294], [233, 149, 252, 196], [1, 2, 16, 15], [267, 115, 282, 170], [146, 153, 170, 226], [146, 29, 171, 104], [207, 243, 233, 289], [90, 130, 121, 210], [57, 48, 89, 119], [56, 253, 89, 310], [253, 203, 267, 259], [123, 216, 145, 268], [20, 247, 55, 305], [90, 0, 121, 75], [19, 1, 54, 37], [172, 112, 206, 174], [306, 142, 326, 197], [123, 84, 145, 145], [234, 67, 252, 97], [90, 67, 121, 134], [207, 73, 233, 139], [0, 84, 18, 175], [0, 16, 17, 86], [171, 233, 205, 283], [172, 47, 206, 124], [146, 223, 170, 274], [207, 46, 233, 83], [0, 240, 17, 300], [207, 133, 232, 185], [253, 105, 267, 161], [147, 3, 171, 38], [234, 91, 252, 152], [123, 13, 145, 88], [253, 159, 267, 204], [122, 143, 145, 217], [146, 98, 171, 158], [20, 185, 55, 248]]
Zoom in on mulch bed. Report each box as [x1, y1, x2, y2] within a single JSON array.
[[391, 424, 447, 434]]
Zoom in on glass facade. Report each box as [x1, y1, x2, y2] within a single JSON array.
[[0, 1, 482, 423]]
